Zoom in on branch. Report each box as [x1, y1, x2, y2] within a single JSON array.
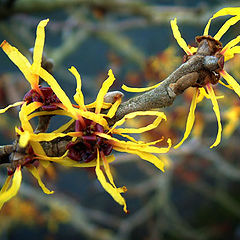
[[0, 38, 221, 163]]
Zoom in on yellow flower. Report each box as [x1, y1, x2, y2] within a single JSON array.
[[171, 7, 240, 148], [28, 67, 172, 213], [0, 19, 61, 209], [0, 19, 172, 213]]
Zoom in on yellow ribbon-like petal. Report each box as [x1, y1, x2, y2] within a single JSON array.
[[16, 127, 81, 143], [0, 167, 22, 210], [39, 67, 78, 118], [98, 132, 171, 154], [170, 18, 192, 55], [95, 69, 115, 114], [0, 101, 23, 114], [174, 88, 198, 149], [219, 80, 233, 90], [121, 82, 162, 93], [222, 35, 240, 57], [28, 109, 74, 121], [101, 152, 126, 193], [223, 46, 240, 61], [1, 41, 39, 89], [19, 102, 43, 132], [86, 101, 112, 109], [69, 66, 86, 110], [220, 70, 240, 97], [206, 84, 222, 148], [0, 176, 11, 194], [95, 150, 127, 213], [114, 146, 165, 172], [31, 19, 49, 75], [109, 111, 166, 134], [36, 151, 115, 168], [214, 15, 240, 40], [53, 119, 75, 133], [27, 165, 54, 194], [204, 7, 240, 36], [75, 108, 108, 129], [106, 97, 122, 119]]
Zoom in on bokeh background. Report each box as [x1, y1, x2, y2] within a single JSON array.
[[1, 0, 240, 239]]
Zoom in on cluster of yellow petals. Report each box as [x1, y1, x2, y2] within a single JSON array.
[[120, 7, 240, 149], [171, 7, 240, 149], [0, 19, 171, 212]]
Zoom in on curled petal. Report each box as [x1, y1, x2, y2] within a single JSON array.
[[97, 132, 171, 154], [122, 82, 162, 93], [174, 88, 198, 149], [86, 101, 112, 109], [170, 18, 192, 55], [1, 41, 39, 90], [28, 109, 74, 121], [204, 7, 240, 36], [197, 87, 207, 103], [53, 119, 75, 133], [27, 165, 54, 194], [95, 69, 115, 114], [222, 35, 240, 57], [220, 70, 240, 97], [19, 102, 43, 132], [0, 101, 23, 114], [219, 80, 233, 90], [16, 127, 81, 143], [36, 152, 115, 168], [76, 109, 108, 129], [197, 87, 224, 103], [107, 97, 122, 118], [31, 19, 49, 75], [18, 129, 30, 148], [39, 67, 78, 118], [95, 150, 127, 213], [206, 84, 222, 148], [109, 111, 166, 134], [214, 15, 240, 40], [0, 176, 11, 194], [69, 66, 86, 110], [116, 132, 164, 145], [0, 166, 22, 210], [223, 46, 240, 61], [101, 152, 126, 193], [114, 146, 165, 172]]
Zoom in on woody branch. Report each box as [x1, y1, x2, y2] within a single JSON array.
[[0, 38, 220, 164]]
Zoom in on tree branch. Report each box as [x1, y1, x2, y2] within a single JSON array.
[[0, 38, 221, 163]]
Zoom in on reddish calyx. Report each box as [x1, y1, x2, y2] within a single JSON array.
[[67, 118, 113, 162], [23, 86, 61, 111]]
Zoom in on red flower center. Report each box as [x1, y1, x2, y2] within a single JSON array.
[[23, 86, 61, 111], [67, 118, 113, 162]]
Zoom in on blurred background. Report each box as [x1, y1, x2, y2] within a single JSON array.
[[1, 0, 240, 239]]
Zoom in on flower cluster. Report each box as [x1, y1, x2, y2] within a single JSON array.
[[123, 7, 240, 148], [0, 19, 171, 212], [170, 8, 240, 148]]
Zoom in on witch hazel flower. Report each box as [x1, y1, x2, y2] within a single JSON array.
[[0, 19, 172, 213], [170, 7, 240, 148]]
